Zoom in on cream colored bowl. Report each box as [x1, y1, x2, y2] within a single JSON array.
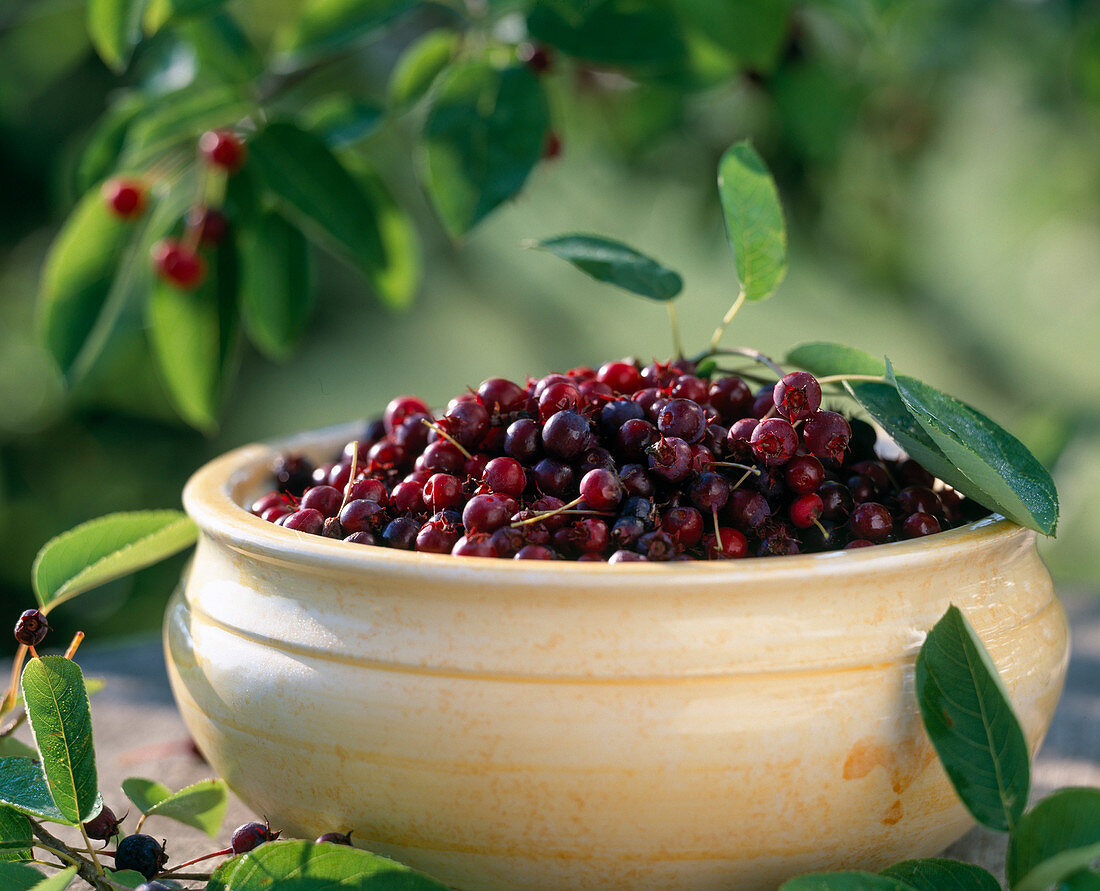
[[165, 424, 1068, 891]]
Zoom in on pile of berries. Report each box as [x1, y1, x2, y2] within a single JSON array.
[[251, 360, 983, 561]]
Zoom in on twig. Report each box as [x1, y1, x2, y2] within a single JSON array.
[[30, 820, 99, 888], [666, 303, 684, 359], [707, 287, 745, 351], [696, 347, 785, 377]]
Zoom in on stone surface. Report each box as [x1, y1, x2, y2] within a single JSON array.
[[4, 590, 1098, 888]]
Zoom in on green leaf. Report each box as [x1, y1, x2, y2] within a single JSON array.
[[205, 855, 243, 891], [531, 235, 683, 301], [29, 867, 79, 891], [238, 212, 314, 361], [122, 85, 253, 168], [0, 739, 39, 761], [718, 139, 787, 301], [74, 94, 147, 194], [670, 0, 791, 70], [422, 62, 549, 237], [0, 863, 49, 891], [1059, 871, 1100, 891], [343, 157, 422, 310], [1007, 788, 1100, 891], [103, 870, 148, 889], [32, 510, 197, 613], [144, 0, 228, 32], [247, 121, 386, 278], [889, 363, 1059, 535], [276, 0, 417, 63], [0, 758, 77, 824], [87, 0, 146, 72], [389, 29, 458, 109], [20, 657, 98, 824], [787, 341, 886, 378], [916, 605, 1030, 832], [880, 859, 1000, 891], [179, 14, 265, 84], [780, 873, 917, 890], [0, 806, 32, 862], [122, 777, 228, 837], [527, 0, 688, 73], [301, 96, 383, 149], [221, 839, 448, 889], [147, 240, 240, 431], [38, 189, 131, 375]]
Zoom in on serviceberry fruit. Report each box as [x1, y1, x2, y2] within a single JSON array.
[[151, 239, 206, 289], [102, 178, 146, 218], [317, 831, 354, 845], [14, 609, 49, 647], [83, 804, 124, 840], [115, 834, 168, 880], [773, 372, 822, 422], [231, 820, 280, 854], [199, 129, 246, 171]]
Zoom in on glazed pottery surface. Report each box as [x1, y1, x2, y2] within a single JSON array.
[[166, 424, 1068, 891]]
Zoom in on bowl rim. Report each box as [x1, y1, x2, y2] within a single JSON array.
[[183, 421, 1029, 582]]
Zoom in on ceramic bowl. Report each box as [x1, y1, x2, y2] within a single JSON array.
[[165, 423, 1068, 891]]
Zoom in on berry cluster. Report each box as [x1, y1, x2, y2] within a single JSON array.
[[101, 128, 245, 291], [252, 360, 981, 561]]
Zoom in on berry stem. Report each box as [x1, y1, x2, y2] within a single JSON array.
[[730, 468, 756, 490], [64, 631, 85, 660], [510, 496, 583, 527], [665, 302, 685, 359], [421, 419, 473, 459], [707, 287, 746, 352], [340, 441, 360, 512], [0, 708, 27, 739], [709, 461, 761, 475], [1, 645, 27, 716], [711, 507, 721, 545], [79, 822, 104, 875], [813, 519, 830, 541], [28, 646, 38, 660], [135, 813, 148, 834], [697, 347, 785, 378], [815, 373, 885, 385], [161, 846, 233, 873]]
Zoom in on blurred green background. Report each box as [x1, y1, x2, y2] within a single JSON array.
[[1, 0, 1098, 651]]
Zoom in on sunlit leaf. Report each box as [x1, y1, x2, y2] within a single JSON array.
[[531, 235, 682, 300], [277, 0, 417, 63], [87, 0, 145, 72], [32, 510, 196, 612], [0, 807, 32, 862], [389, 29, 458, 109], [122, 777, 228, 837], [718, 140, 786, 301]]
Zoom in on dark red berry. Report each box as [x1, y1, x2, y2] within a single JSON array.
[[478, 377, 526, 413], [463, 494, 511, 534], [542, 131, 562, 160], [504, 418, 541, 463], [637, 530, 675, 561], [84, 804, 124, 841], [750, 418, 798, 466], [440, 401, 489, 449], [483, 457, 526, 497], [283, 508, 324, 535], [818, 482, 853, 519], [382, 517, 420, 549], [845, 539, 874, 549], [784, 455, 825, 495], [231, 820, 280, 854], [186, 206, 229, 245], [102, 178, 146, 218], [338, 500, 385, 534], [418, 440, 465, 475], [115, 834, 168, 880], [597, 361, 642, 394], [542, 410, 592, 459], [532, 459, 575, 498], [615, 418, 658, 461], [344, 531, 378, 546], [689, 473, 729, 512], [726, 418, 758, 460], [151, 239, 206, 289], [452, 533, 498, 558], [850, 502, 893, 542], [199, 129, 246, 172], [609, 549, 647, 562], [384, 395, 430, 434], [423, 473, 463, 512], [661, 507, 704, 546], [657, 398, 707, 443], [704, 527, 747, 559], [515, 544, 556, 560], [708, 376, 752, 420], [790, 493, 824, 529], [902, 512, 941, 539], [579, 469, 623, 511], [346, 477, 388, 505], [647, 436, 692, 483], [14, 609, 49, 647], [803, 411, 852, 464], [773, 372, 822, 422], [518, 42, 553, 73], [300, 485, 343, 517], [272, 453, 313, 495], [897, 486, 943, 517]]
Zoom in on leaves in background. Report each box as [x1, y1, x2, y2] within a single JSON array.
[[670, 0, 792, 71], [32, 510, 197, 612], [0, 806, 32, 862], [889, 363, 1059, 535], [301, 96, 383, 148], [389, 29, 459, 109], [73, 94, 147, 194], [147, 239, 239, 431], [21, 657, 99, 825], [0, 739, 37, 761], [718, 140, 786, 301], [422, 62, 548, 236], [916, 606, 1030, 832], [121, 777, 228, 837], [880, 859, 1000, 891], [221, 840, 449, 889], [1006, 788, 1100, 891], [276, 0, 418, 64], [87, 0, 146, 72], [527, 0, 687, 74], [238, 212, 314, 360], [39, 189, 131, 375], [531, 235, 683, 300], [248, 121, 386, 280]]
